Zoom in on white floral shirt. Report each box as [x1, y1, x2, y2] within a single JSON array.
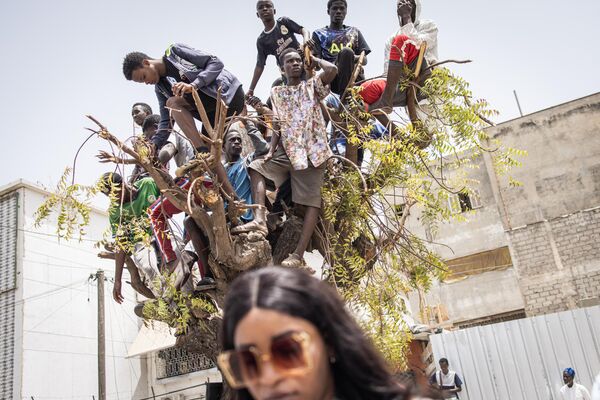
[[270, 77, 333, 170]]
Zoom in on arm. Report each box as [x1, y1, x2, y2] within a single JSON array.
[[96, 151, 136, 165], [245, 120, 270, 157], [248, 65, 265, 96], [429, 373, 439, 389], [283, 17, 309, 45], [383, 35, 394, 75], [152, 88, 171, 149], [301, 28, 311, 44], [450, 374, 463, 394], [246, 96, 273, 157], [582, 386, 592, 400], [323, 94, 342, 124], [172, 44, 225, 89], [314, 56, 338, 86], [267, 128, 280, 161], [113, 249, 126, 304], [356, 30, 371, 65], [249, 39, 268, 96], [401, 21, 438, 48], [310, 31, 323, 59], [158, 142, 177, 165]]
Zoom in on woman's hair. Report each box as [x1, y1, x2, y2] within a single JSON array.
[[221, 267, 408, 400]]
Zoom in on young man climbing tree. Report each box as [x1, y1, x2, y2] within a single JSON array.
[[131, 102, 153, 129], [151, 120, 268, 291], [122, 44, 245, 150], [122, 43, 245, 201], [128, 103, 154, 183], [97, 115, 195, 183], [182, 122, 269, 289], [232, 48, 337, 268], [247, 0, 311, 97], [369, 0, 438, 113], [311, 0, 370, 95], [99, 173, 162, 303]]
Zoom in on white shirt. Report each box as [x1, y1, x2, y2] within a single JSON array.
[[591, 374, 600, 400], [561, 383, 592, 400], [172, 132, 195, 168], [383, 0, 438, 75]]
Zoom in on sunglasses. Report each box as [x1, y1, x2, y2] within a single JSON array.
[[218, 331, 312, 389]]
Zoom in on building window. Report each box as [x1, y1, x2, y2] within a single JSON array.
[[456, 309, 526, 329], [445, 246, 513, 280], [156, 347, 215, 379], [448, 189, 482, 214]]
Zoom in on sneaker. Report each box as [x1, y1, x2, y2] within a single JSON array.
[[195, 277, 217, 292]]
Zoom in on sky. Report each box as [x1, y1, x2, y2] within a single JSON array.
[[1, 0, 599, 196]]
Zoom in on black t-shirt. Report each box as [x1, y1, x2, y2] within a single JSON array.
[[256, 17, 304, 68], [311, 25, 371, 63]]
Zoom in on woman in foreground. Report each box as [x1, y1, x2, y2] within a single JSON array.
[[218, 266, 409, 400]]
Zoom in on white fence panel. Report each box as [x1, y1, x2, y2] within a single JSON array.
[[430, 306, 600, 400]]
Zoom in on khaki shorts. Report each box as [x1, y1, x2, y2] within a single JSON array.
[[249, 146, 326, 209]]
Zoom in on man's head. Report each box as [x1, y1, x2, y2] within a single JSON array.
[[327, 0, 347, 25], [439, 358, 449, 374], [224, 129, 243, 160], [256, 0, 275, 23], [141, 114, 160, 139], [563, 368, 575, 386], [397, 0, 417, 23], [131, 102, 153, 127], [99, 172, 124, 199], [279, 48, 303, 80], [123, 52, 160, 85]]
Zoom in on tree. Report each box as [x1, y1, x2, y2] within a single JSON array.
[[35, 62, 523, 370]]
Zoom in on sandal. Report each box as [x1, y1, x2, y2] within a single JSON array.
[[231, 220, 268, 236], [281, 253, 305, 269]]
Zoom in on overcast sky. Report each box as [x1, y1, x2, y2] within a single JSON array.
[[1, 0, 599, 194]]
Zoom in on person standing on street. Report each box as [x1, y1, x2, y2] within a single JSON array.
[[561, 368, 592, 400], [429, 358, 463, 399]]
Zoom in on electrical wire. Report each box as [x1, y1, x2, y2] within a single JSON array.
[[106, 290, 121, 400], [0, 223, 103, 243], [108, 295, 140, 382], [0, 279, 87, 312]]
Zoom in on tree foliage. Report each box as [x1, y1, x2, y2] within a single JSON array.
[[35, 65, 523, 370]]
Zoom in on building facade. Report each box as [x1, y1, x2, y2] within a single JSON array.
[[406, 93, 600, 327], [0, 180, 222, 400], [0, 180, 147, 399]]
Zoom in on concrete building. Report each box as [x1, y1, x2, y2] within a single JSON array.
[[0, 180, 220, 400], [128, 322, 221, 399], [0, 180, 147, 399], [406, 93, 600, 327]]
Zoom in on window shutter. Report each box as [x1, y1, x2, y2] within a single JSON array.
[[469, 189, 482, 209], [448, 194, 461, 214]]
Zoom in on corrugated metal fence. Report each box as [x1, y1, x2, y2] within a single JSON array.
[[430, 306, 600, 399]]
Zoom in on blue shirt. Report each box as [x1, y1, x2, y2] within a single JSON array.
[[311, 25, 371, 63], [225, 158, 253, 223]]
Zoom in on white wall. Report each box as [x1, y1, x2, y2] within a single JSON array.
[[430, 305, 600, 400], [15, 185, 147, 400]]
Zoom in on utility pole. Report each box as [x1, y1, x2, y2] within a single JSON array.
[[96, 270, 106, 400], [513, 90, 524, 117]]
